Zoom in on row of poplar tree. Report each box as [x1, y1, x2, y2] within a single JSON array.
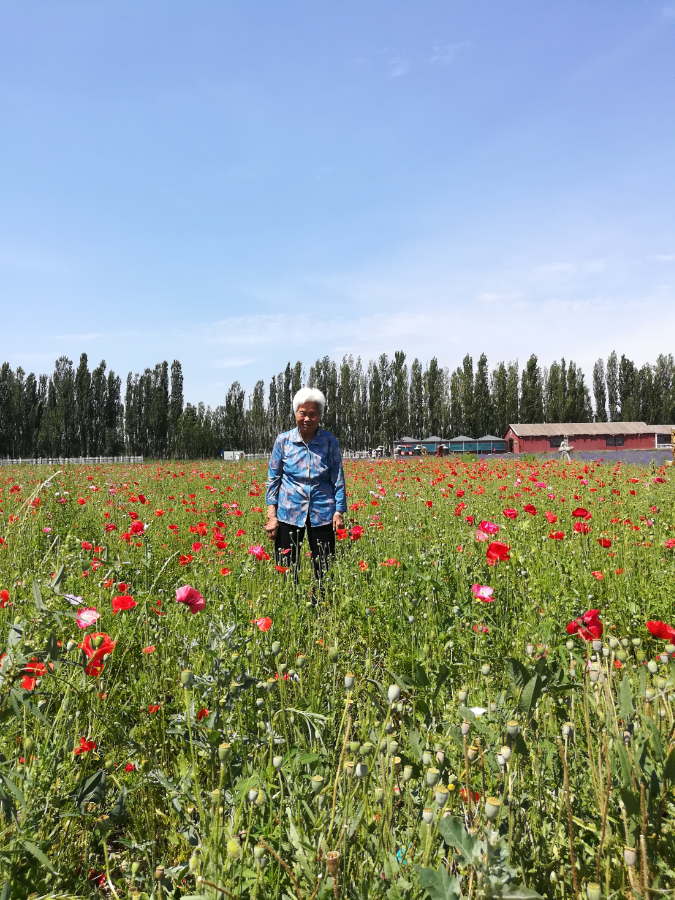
[[0, 351, 673, 458]]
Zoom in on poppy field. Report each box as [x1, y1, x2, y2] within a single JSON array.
[[1, 455, 675, 900]]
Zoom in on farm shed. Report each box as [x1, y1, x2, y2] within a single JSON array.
[[503, 422, 671, 454]]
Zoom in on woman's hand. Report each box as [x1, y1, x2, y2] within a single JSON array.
[[333, 512, 345, 531], [265, 505, 279, 540]]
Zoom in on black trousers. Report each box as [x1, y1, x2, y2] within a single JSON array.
[[275, 521, 335, 582]]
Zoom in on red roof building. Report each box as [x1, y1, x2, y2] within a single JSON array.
[[504, 422, 673, 454]]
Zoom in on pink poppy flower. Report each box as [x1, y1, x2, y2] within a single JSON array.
[[76, 607, 101, 629], [471, 584, 494, 602], [175, 585, 206, 614]]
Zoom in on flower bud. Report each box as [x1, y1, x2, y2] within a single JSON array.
[[248, 788, 259, 803], [189, 854, 199, 872], [387, 684, 401, 704], [227, 838, 241, 860], [255, 790, 267, 807], [484, 797, 500, 821], [328, 646, 339, 663], [566, 640, 575, 651]]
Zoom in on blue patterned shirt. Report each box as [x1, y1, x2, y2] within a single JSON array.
[[266, 427, 347, 527]]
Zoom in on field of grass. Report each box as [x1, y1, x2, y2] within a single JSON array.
[[0, 455, 674, 900]]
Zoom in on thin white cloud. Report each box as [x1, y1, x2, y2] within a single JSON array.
[[430, 41, 472, 66], [388, 58, 410, 79], [213, 357, 259, 369]]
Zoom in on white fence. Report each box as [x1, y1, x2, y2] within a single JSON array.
[[0, 456, 144, 467]]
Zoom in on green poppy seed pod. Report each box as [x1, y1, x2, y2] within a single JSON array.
[[255, 790, 267, 808], [631, 637, 641, 648], [562, 722, 574, 738], [180, 669, 194, 687], [566, 640, 575, 651], [621, 638, 629, 648], [645, 688, 655, 701], [660, 653, 669, 665], [189, 854, 199, 872], [461, 721, 471, 737], [248, 788, 259, 803], [355, 762, 368, 778], [506, 720, 520, 737], [271, 641, 281, 656], [379, 739, 388, 755], [360, 742, 373, 757], [253, 844, 266, 861], [435, 748, 445, 766], [402, 765, 413, 782], [457, 686, 469, 703], [348, 740, 360, 753], [388, 740, 399, 756], [617, 649, 627, 662], [295, 654, 306, 670], [481, 664, 491, 676], [277, 663, 287, 676], [218, 743, 231, 762], [467, 745, 478, 762], [256, 697, 264, 708], [665, 643, 675, 656], [131, 861, 141, 876], [92, 634, 104, 649], [311, 775, 324, 795], [426, 766, 440, 787], [104, 759, 114, 772], [591, 639, 602, 653], [155, 866, 164, 881], [392, 756, 401, 774], [586, 882, 601, 900], [485, 797, 500, 821], [497, 753, 505, 768], [589, 668, 600, 683], [526, 643, 534, 657], [422, 807, 434, 825], [623, 846, 637, 867], [435, 784, 449, 807], [344, 673, 355, 689], [602, 646, 610, 658], [500, 745, 512, 762], [227, 839, 241, 860], [345, 760, 354, 777], [422, 750, 432, 767], [272, 755, 283, 769], [387, 684, 401, 704], [636, 650, 645, 662], [648, 660, 658, 674], [373, 786, 384, 803], [266, 677, 276, 691], [328, 646, 339, 663], [657, 676, 667, 690], [609, 637, 619, 649], [66, 640, 76, 652], [211, 789, 220, 803]]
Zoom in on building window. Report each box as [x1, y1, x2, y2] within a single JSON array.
[[508, 439, 514, 453], [606, 435, 624, 447], [549, 437, 563, 448]]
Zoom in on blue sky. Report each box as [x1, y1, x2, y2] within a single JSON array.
[[1, 1, 674, 406]]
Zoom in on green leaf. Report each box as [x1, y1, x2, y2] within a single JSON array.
[[71, 768, 107, 811], [408, 729, 423, 763], [436, 817, 482, 866], [518, 675, 542, 720], [32, 580, 46, 612], [45, 632, 60, 662], [0, 772, 26, 808], [643, 715, 664, 761], [486, 885, 545, 899], [664, 746, 675, 784], [505, 659, 529, 694], [619, 675, 635, 720], [384, 667, 415, 694], [415, 865, 461, 900], [50, 563, 66, 591], [22, 840, 57, 874], [433, 664, 451, 698], [413, 664, 431, 688]]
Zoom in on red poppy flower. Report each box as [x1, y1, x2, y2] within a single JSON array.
[[148, 704, 161, 714], [274, 565, 289, 573], [549, 531, 565, 540], [665, 539, 675, 550], [359, 560, 369, 571], [350, 526, 364, 541], [486, 541, 510, 565], [125, 763, 136, 772], [425, 500, 433, 508], [81, 540, 93, 550], [235, 529, 246, 537], [142, 645, 156, 654], [646, 620, 675, 642], [179, 554, 193, 566], [572, 507, 591, 520], [591, 571, 603, 581], [176, 585, 205, 614], [336, 528, 348, 540], [220, 567, 232, 576], [597, 538, 612, 549], [0, 589, 9, 608], [21, 658, 47, 691], [197, 707, 209, 722], [465, 515, 474, 525], [252, 616, 272, 632], [567, 609, 603, 641], [82, 632, 116, 677], [74, 736, 96, 755], [130, 520, 146, 534], [523, 504, 537, 515], [503, 508, 518, 519], [112, 595, 137, 614], [545, 511, 557, 524], [573, 522, 591, 534]]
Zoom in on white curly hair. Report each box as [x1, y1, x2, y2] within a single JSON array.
[[292, 387, 326, 417]]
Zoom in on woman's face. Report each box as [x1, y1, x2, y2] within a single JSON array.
[[296, 402, 321, 436]]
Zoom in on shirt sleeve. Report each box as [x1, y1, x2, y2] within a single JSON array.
[[331, 437, 347, 513], [265, 435, 284, 507]]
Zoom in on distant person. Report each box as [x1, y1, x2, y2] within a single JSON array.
[[265, 388, 346, 592]]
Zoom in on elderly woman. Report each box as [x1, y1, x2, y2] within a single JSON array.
[[265, 388, 346, 585]]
